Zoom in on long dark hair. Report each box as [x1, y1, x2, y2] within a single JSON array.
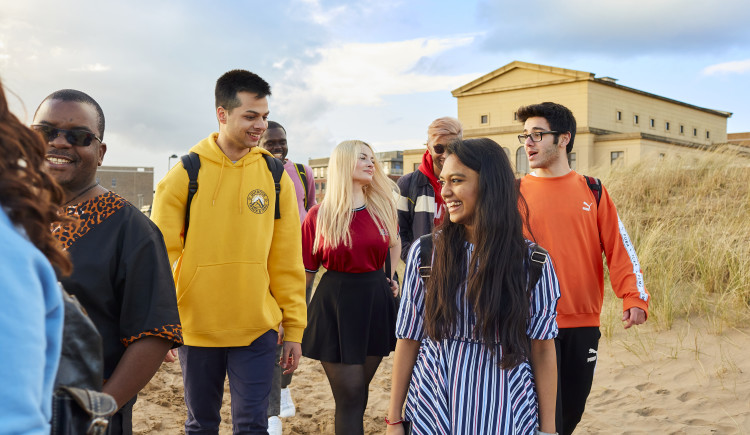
[[0, 80, 72, 275], [424, 138, 531, 368]]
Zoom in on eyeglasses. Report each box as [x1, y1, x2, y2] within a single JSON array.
[[31, 124, 102, 147], [517, 131, 558, 144], [432, 144, 447, 154]]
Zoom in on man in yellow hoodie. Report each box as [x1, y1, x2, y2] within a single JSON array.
[[151, 70, 306, 434]]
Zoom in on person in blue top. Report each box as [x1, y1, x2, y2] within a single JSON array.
[[0, 78, 71, 434], [387, 138, 561, 435]]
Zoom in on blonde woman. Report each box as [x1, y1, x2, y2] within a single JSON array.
[[301, 140, 400, 435]]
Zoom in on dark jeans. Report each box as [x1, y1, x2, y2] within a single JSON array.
[[267, 344, 293, 417], [555, 326, 601, 435], [179, 330, 277, 435]]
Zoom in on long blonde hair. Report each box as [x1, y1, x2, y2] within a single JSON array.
[[313, 140, 398, 253]]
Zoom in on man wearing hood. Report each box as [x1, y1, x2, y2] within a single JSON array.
[[396, 116, 463, 260], [151, 70, 306, 434]]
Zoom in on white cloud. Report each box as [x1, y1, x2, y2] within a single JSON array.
[[289, 36, 478, 106], [702, 59, 750, 75], [69, 63, 111, 72]]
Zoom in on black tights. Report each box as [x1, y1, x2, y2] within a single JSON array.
[[321, 356, 383, 435]]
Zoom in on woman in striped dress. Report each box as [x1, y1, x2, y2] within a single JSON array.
[[386, 138, 560, 435]]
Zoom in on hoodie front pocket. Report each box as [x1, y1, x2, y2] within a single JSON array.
[[177, 262, 273, 334]]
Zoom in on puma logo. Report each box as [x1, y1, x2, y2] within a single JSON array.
[[582, 201, 593, 211], [587, 348, 598, 363]]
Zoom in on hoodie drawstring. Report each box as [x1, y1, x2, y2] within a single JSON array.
[[212, 158, 225, 206], [239, 159, 246, 214]]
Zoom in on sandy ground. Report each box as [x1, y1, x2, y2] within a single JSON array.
[[133, 319, 750, 434]]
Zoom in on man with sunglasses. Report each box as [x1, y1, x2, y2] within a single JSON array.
[[32, 89, 183, 435], [516, 102, 650, 435], [397, 117, 463, 261]]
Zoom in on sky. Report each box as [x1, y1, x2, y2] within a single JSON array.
[[2, 0, 749, 183]]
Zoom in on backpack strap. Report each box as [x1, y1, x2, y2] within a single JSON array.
[[264, 154, 284, 220], [418, 233, 433, 280], [180, 153, 201, 240], [527, 244, 549, 292], [294, 163, 309, 210], [583, 175, 602, 207]]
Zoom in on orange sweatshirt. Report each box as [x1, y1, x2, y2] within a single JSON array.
[[520, 171, 649, 328]]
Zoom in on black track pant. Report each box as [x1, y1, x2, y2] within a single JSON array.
[[555, 327, 601, 435]]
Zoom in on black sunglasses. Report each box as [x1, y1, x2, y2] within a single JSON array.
[[31, 124, 102, 147], [432, 144, 447, 154]]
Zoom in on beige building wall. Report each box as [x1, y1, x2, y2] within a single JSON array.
[[452, 61, 732, 174], [402, 148, 424, 175], [96, 166, 154, 209], [587, 81, 728, 144]]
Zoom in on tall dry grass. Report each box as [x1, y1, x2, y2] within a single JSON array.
[[594, 150, 750, 334]]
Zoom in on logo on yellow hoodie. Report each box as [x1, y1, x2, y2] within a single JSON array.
[[247, 189, 270, 214]]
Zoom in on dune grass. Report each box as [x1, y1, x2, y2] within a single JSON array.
[[594, 150, 750, 334]]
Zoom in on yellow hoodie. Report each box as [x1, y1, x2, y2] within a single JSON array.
[[151, 133, 306, 347]]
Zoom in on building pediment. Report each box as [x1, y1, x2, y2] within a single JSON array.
[[452, 61, 593, 97]]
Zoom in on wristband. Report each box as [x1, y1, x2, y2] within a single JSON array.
[[385, 416, 403, 425], [536, 430, 558, 435]]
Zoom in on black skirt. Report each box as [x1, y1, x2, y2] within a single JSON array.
[[302, 269, 397, 364]]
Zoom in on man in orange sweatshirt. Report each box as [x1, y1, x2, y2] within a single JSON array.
[[517, 102, 649, 435]]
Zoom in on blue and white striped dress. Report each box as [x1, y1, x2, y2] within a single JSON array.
[[396, 239, 560, 435]]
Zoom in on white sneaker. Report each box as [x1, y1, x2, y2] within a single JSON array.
[[268, 416, 282, 435], [279, 387, 296, 418]]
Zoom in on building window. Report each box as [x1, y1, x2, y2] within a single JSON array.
[[693, 128, 697, 136], [569, 152, 577, 170], [616, 111, 622, 121], [502, 147, 510, 158], [480, 114, 489, 124], [665, 121, 670, 131], [515, 147, 529, 175], [611, 151, 624, 166], [649, 118, 655, 128], [413, 163, 420, 172], [706, 130, 710, 139], [111, 178, 116, 187], [634, 114, 639, 125], [513, 112, 518, 121], [680, 125, 685, 134]]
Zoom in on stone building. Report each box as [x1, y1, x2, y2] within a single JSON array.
[[449, 61, 732, 174], [96, 166, 154, 211]]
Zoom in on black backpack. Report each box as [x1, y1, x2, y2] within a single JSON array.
[[180, 152, 285, 239], [52, 288, 117, 435], [293, 163, 309, 210], [582, 175, 602, 206], [417, 234, 549, 292]]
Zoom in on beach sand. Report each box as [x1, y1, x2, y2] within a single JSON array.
[[133, 319, 750, 434]]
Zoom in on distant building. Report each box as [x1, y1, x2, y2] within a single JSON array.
[[728, 132, 750, 155], [403, 149, 424, 175], [448, 61, 733, 174], [96, 166, 154, 210], [309, 151, 403, 202]]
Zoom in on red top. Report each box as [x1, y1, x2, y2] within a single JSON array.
[[302, 204, 390, 273]]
